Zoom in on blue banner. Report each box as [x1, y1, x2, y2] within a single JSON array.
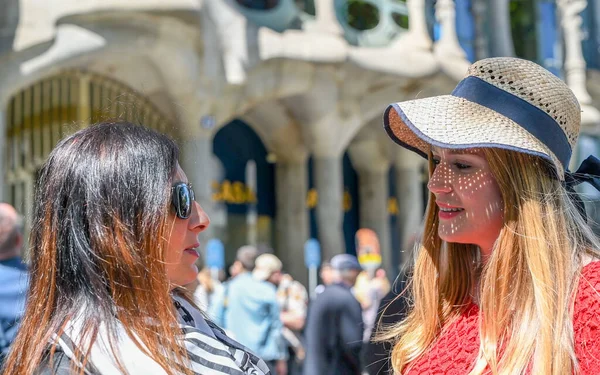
[[205, 239, 225, 269], [304, 239, 321, 268]]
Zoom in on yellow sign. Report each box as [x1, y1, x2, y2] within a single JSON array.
[[343, 190, 352, 212], [212, 180, 257, 204], [306, 189, 319, 209], [358, 253, 382, 265], [305, 188, 353, 212], [388, 197, 399, 215]]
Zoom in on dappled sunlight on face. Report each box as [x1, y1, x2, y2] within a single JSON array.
[[428, 147, 504, 256]]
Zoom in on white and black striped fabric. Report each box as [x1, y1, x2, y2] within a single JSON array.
[[54, 295, 270, 375]]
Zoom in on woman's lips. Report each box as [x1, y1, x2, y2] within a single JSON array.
[[438, 209, 464, 220], [183, 248, 199, 258], [437, 204, 464, 220]]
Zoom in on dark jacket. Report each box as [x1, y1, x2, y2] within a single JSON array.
[[363, 272, 411, 375], [36, 349, 73, 375], [303, 283, 363, 375]]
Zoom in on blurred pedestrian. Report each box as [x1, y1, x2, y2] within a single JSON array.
[[303, 254, 364, 375], [209, 245, 258, 325], [2, 122, 269, 375], [354, 268, 390, 342], [277, 271, 308, 375], [0, 203, 28, 365], [228, 253, 249, 280], [253, 253, 291, 375], [191, 266, 223, 311], [211, 248, 288, 375], [314, 260, 334, 296]]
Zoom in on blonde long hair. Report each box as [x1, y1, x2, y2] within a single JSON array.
[[380, 148, 600, 375]]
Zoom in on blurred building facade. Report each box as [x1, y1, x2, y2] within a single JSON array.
[[0, 0, 599, 284]]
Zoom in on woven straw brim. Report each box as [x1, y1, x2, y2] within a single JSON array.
[[384, 95, 565, 178]]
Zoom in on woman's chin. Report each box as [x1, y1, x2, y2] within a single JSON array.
[[438, 231, 473, 246], [168, 265, 199, 288], [185, 265, 199, 283]]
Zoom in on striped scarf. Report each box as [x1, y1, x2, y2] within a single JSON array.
[[55, 295, 270, 375]]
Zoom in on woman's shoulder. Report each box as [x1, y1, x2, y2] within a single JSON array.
[[574, 260, 600, 311], [573, 260, 600, 373], [35, 348, 75, 375], [578, 259, 600, 291]]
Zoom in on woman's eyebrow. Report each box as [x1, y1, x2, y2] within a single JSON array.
[[430, 148, 483, 156]]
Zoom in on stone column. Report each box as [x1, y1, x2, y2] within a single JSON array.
[[314, 155, 345, 262], [310, 0, 344, 35], [356, 167, 392, 277], [558, 0, 600, 134], [488, 0, 515, 57], [434, 0, 470, 79], [436, 0, 462, 48], [395, 150, 426, 267], [559, 0, 592, 102], [472, 0, 490, 59], [179, 135, 217, 241], [407, 0, 433, 48], [0, 109, 5, 201], [275, 157, 309, 286]]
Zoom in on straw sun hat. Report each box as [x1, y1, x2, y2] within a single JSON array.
[[384, 57, 581, 179]]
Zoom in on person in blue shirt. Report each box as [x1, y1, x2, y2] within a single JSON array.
[[0, 203, 28, 365], [210, 246, 287, 375]]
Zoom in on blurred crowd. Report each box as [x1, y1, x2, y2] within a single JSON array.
[[0, 200, 396, 374], [184, 243, 394, 375]]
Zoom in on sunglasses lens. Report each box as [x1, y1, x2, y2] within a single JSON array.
[[178, 185, 191, 219], [172, 183, 195, 219]]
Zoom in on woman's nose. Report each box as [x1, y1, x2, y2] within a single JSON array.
[[190, 201, 210, 233], [427, 164, 453, 195]]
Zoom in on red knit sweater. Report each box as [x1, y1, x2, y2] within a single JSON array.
[[404, 261, 600, 374]]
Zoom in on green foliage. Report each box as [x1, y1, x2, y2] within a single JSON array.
[[509, 0, 538, 61], [392, 11, 409, 29], [346, 0, 380, 30]]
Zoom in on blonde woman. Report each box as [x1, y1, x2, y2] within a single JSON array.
[[379, 57, 600, 374]]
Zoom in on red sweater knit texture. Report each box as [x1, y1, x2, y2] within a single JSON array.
[[404, 261, 600, 374]]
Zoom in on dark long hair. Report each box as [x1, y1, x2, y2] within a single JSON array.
[[2, 121, 193, 374]]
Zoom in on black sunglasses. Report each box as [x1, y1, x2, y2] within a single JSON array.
[[172, 182, 195, 219]]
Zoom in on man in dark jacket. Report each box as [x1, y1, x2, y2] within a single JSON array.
[[303, 254, 364, 375]]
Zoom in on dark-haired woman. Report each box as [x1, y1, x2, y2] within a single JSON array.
[[1, 121, 270, 375]]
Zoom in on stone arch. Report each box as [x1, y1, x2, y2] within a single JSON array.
[[212, 119, 276, 263], [3, 70, 175, 231], [0, 11, 198, 135]]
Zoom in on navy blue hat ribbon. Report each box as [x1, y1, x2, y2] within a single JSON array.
[[565, 155, 600, 221], [452, 76, 572, 169]]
